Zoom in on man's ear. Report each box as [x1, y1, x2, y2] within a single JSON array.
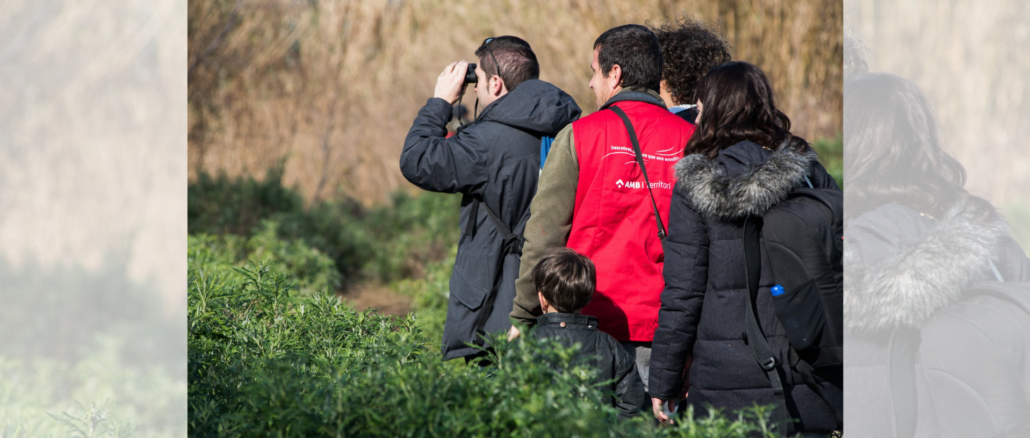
[[537, 291, 549, 313], [606, 64, 623, 90], [492, 75, 507, 96]]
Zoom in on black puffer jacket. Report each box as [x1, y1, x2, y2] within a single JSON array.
[[535, 313, 646, 419], [845, 196, 1030, 438], [649, 140, 840, 434], [401, 80, 581, 360]]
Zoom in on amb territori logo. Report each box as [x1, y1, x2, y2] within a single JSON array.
[[615, 179, 671, 190]]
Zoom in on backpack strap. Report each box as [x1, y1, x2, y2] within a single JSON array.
[[608, 105, 667, 240], [464, 199, 480, 238], [888, 327, 921, 438], [540, 136, 554, 171], [463, 199, 525, 257], [742, 216, 792, 433]]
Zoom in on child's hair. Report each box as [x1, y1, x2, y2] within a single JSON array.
[[532, 248, 596, 313]]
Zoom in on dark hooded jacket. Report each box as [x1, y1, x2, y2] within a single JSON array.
[[535, 313, 646, 419], [648, 140, 841, 434], [400, 79, 581, 360], [844, 195, 1030, 438]]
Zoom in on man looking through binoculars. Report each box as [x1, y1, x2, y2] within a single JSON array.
[[400, 36, 581, 362]]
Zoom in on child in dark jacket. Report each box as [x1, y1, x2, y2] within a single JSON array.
[[531, 248, 646, 419]]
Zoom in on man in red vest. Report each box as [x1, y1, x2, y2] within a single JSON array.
[[508, 24, 695, 392]]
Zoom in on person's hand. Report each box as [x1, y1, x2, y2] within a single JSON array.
[[652, 398, 676, 424], [434, 60, 469, 105], [507, 325, 521, 341], [679, 354, 693, 400]]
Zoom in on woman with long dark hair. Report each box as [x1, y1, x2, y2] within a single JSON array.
[[648, 61, 840, 434], [843, 73, 1030, 438]]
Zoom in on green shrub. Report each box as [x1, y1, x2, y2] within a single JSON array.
[[0, 352, 185, 438], [187, 255, 780, 436], [188, 166, 461, 287], [812, 135, 843, 188], [0, 255, 183, 365], [358, 191, 461, 282], [392, 245, 456, 346], [0, 255, 186, 438], [1004, 200, 1030, 255], [189, 222, 342, 295], [187, 161, 305, 236]]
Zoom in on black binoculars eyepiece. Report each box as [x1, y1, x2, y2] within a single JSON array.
[[464, 63, 478, 85]]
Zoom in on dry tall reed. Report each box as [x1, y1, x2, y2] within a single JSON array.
[[847, 0, 1030, 205], [189, 0, 843, 204], [1, 0, 186, 305]]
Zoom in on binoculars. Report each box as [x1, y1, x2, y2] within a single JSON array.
[[464, 63, 478, 86]]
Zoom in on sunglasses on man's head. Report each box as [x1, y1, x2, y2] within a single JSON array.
[[481, 38, 502, 79]]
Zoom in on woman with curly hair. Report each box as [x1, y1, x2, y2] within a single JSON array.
[[652, 17, 731, 124]]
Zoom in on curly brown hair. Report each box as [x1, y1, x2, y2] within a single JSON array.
[[652, 17, 732, 106]]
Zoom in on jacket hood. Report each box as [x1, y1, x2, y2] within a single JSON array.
[[478, 79, 581, 135], [844, 196, 1011, 333], [599, 87, 667, 110], [674, 140, 818, 219]]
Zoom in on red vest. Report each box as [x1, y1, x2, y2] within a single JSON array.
[[568, 101, 696, 341]]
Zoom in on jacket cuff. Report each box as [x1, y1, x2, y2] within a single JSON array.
[[509, 303, 539, 326], [426, 97, 453, 112], [422, 97, 454, 123], [647, 373, 678, 401]]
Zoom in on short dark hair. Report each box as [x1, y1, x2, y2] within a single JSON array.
[[532, 248, 596, 313], [593, 24, 663, 92], [685, 61, 808, 158], [475, 36, 540, 91], [652, 17, 732, 105]]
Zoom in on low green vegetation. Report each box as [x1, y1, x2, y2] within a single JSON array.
[[187, 252, 778, 436], [183, 144, 846, 436], [0, 258, 186, 437], [189, 223, 341, 296]]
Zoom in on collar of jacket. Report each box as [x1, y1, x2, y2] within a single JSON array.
[[598, 87, 667, 111], [536, 312, 600, 330], [674, 140, 818, 220], [844, 195, 1012, 334]]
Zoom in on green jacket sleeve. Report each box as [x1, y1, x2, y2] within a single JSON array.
[[510, 124, 579, 325]]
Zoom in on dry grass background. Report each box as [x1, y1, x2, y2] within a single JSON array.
[[188, 0, 843, 205], [1, 0, 186, 305], [846, 0, 1030, 206]]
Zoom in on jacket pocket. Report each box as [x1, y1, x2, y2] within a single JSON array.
[[450, 268, 490, 310]]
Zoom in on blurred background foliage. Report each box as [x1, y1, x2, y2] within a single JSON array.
[[847, 0, 1030, 251], [187, 0, 843, 206]]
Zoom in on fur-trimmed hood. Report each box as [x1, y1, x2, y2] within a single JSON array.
[[843, 196, 1012, 333], [674, 140, 819, 219]]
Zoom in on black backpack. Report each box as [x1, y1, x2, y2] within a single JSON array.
[[741, 178, 844, 433], [887, 267, 1030, 438]]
